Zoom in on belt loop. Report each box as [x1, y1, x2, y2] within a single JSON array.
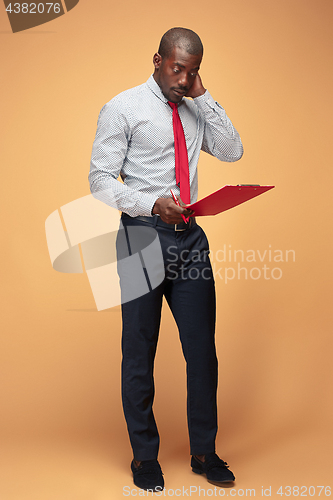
[[153, 215, 158, 227]]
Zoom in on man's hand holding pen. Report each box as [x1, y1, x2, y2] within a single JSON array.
[[152, 195, 194, 224]]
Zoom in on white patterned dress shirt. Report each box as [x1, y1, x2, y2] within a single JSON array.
[[89, 75, 243, 217]]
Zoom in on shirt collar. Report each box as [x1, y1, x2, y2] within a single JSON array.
[[146, 74, 169, 104], [146, 74, 187, 108]]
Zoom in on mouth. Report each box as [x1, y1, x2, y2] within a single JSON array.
[[173, 89, 187, 96]]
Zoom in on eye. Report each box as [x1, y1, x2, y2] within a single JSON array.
[[173, 68, 180, 74], [190, 73, 198, 77]]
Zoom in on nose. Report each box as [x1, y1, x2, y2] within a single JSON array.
[[178, 72, 189, 89]]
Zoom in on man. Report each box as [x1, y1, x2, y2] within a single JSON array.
[[89, 27, 243, 491]]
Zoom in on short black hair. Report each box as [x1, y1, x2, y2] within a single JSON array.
[[158, 27, 203, 59]]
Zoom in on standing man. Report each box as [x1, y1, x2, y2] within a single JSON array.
[[89, 27, 243, 491]]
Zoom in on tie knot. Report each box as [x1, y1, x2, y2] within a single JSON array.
[[168, 101, 177, 110]]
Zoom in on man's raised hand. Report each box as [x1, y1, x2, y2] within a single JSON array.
[[185, 74, 206, 99]]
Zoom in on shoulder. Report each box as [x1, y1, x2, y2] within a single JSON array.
[[101, 82, 147, 114], [96, 82, 149, 129]]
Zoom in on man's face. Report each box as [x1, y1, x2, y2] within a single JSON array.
[[153, 46, 202, 103]]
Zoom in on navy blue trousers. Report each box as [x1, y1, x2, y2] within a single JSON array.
[[117, 215, 218, 461]]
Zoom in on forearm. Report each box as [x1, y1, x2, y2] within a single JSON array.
[[89, 167, 157, 217], [194, 91, 243, 162]]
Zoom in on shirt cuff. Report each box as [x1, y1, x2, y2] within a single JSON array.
[[135, 193, 158, 217]]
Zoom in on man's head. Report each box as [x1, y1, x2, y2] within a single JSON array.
[[153, 27, 203, 103]]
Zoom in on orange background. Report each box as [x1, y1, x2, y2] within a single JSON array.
[[1, 0, 332, 498]]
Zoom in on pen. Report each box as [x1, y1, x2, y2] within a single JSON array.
[[170, 189, 187, 223]]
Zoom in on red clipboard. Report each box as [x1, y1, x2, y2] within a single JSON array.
[[188, 185, 275, 216]]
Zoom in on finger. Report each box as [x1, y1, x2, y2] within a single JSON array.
[[177, 196, 193, 211], [169, 205, 187, 217], [182, 208, 194, 216]]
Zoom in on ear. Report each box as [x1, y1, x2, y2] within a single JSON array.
[[153, 52, 162, 70]]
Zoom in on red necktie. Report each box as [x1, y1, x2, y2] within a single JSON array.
[[168, 102, 191, 204]]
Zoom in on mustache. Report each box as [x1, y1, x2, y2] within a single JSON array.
[[172, 87, 188, 92]]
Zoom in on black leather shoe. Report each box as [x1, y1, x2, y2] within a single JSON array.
[[191, 453, 235, 484], [131, 459, 164, 491]]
